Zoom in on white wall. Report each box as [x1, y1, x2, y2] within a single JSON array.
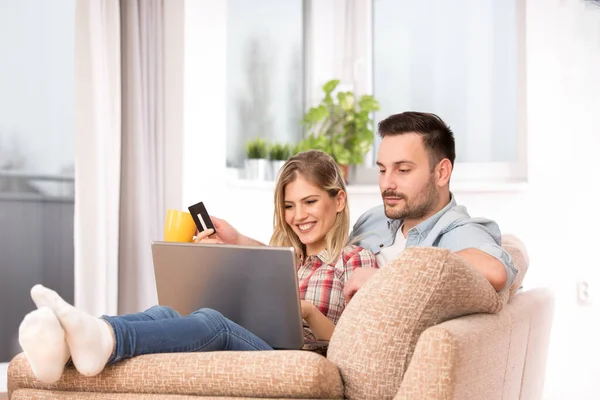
[[181, 0, 228, 213], [521, 1, 600, 398], [178, 0, 600, 398]]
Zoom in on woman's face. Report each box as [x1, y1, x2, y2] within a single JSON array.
[[283, 175, 346, 255]]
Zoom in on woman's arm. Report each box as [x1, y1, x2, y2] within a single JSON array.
[[301, 248, 379, 340], [193, 217, 266, 246], [301, 300, 335, 341]]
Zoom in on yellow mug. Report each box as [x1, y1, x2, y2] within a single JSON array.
[[164, 209, 197, 242]]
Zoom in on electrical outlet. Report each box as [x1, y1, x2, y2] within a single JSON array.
[[577, 281, 593, 306]]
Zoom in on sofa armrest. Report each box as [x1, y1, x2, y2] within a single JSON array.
[[9, 350, 343, 399], [395, 288, 554, 400], [394, 309, 512, 400]]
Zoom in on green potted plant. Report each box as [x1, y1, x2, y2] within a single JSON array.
[[294, 134, 331, 155], [302, 79, 380, 182], [244, 138, 269, 180], [268, 143, 291, 180]]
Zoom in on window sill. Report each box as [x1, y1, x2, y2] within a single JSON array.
[[227, 178, 528, 194]]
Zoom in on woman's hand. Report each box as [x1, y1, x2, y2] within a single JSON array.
[[193, 229, 223, 244], [192, 216, 243, 245], [300, 300, 316, 320], [300, 300, 334, 341], [300, 300, 317, 319], [209, 216, 241, 244]]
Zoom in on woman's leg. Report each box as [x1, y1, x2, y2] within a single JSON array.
[[110, 305, 182, 322], [30, 285, 272, 378], [105, 307, 272, 364]]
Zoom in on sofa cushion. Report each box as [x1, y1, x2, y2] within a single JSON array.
[[327, 247, 506, 400], [8, 350, 343, 399]]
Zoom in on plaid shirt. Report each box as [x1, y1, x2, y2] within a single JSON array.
[[297, 245, 378, 340]]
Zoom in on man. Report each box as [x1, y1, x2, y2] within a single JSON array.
[[198, 112, 517, 300], [343, 112, 517, 300]]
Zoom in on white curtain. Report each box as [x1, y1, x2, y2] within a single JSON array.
[[306, 0, 371, 106], [74, 0, 122, 316], [75, 0, 166, 316], [118, 0, 165, 314]]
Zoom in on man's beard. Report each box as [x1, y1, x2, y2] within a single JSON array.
[[382, 175, 440, 220]]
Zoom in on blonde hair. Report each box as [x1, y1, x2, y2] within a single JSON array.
[[269, 150, 350, 263]]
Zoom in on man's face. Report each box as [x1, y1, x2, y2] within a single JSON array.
[[377, 133, 440, 220]]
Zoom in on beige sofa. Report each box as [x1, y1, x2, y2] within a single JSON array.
[[8, 237, 554, 399]]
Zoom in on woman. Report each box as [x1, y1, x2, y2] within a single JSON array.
[[18, 150, 378, 383]]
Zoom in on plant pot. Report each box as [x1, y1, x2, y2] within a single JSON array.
[[245, 158, 270, 181], [338, 164, 349, 184], [271, 160, 287, 181]]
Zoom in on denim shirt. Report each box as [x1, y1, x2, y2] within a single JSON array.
[[349, 196, 518, 291]]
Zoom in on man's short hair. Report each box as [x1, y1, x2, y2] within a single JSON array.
[[378, 112, 456, 169]]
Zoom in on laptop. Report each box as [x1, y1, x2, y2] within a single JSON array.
[[151, 241, 305, 350]]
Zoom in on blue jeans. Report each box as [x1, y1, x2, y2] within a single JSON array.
[[102, 306, 273, 364]]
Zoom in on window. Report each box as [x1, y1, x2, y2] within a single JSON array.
[[0, 0, 75, 362], [371, 0, 526, 181], [226, 0, 305, 167], [223, 0, 526, 182]]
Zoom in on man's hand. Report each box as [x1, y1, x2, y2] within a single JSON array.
[[300, 300, 316, 320], [343, 268, 379, 303]]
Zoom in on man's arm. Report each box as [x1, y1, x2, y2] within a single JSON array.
[[343, 246, 509, 301], [455, 248, 508, 291], [347, 205, 385, 249], [343, 214, 516, 298], [439, 220, 517, 292]]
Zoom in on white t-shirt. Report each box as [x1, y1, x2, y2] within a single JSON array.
[[375, 225, 407, 267]]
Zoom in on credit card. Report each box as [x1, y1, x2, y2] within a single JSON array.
[[188, 201, 216, 235]]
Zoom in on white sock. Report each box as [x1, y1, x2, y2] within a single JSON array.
[[29, 284, 73, 362], [18, 307, 70, 383], [30, 284, 115, 377]]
